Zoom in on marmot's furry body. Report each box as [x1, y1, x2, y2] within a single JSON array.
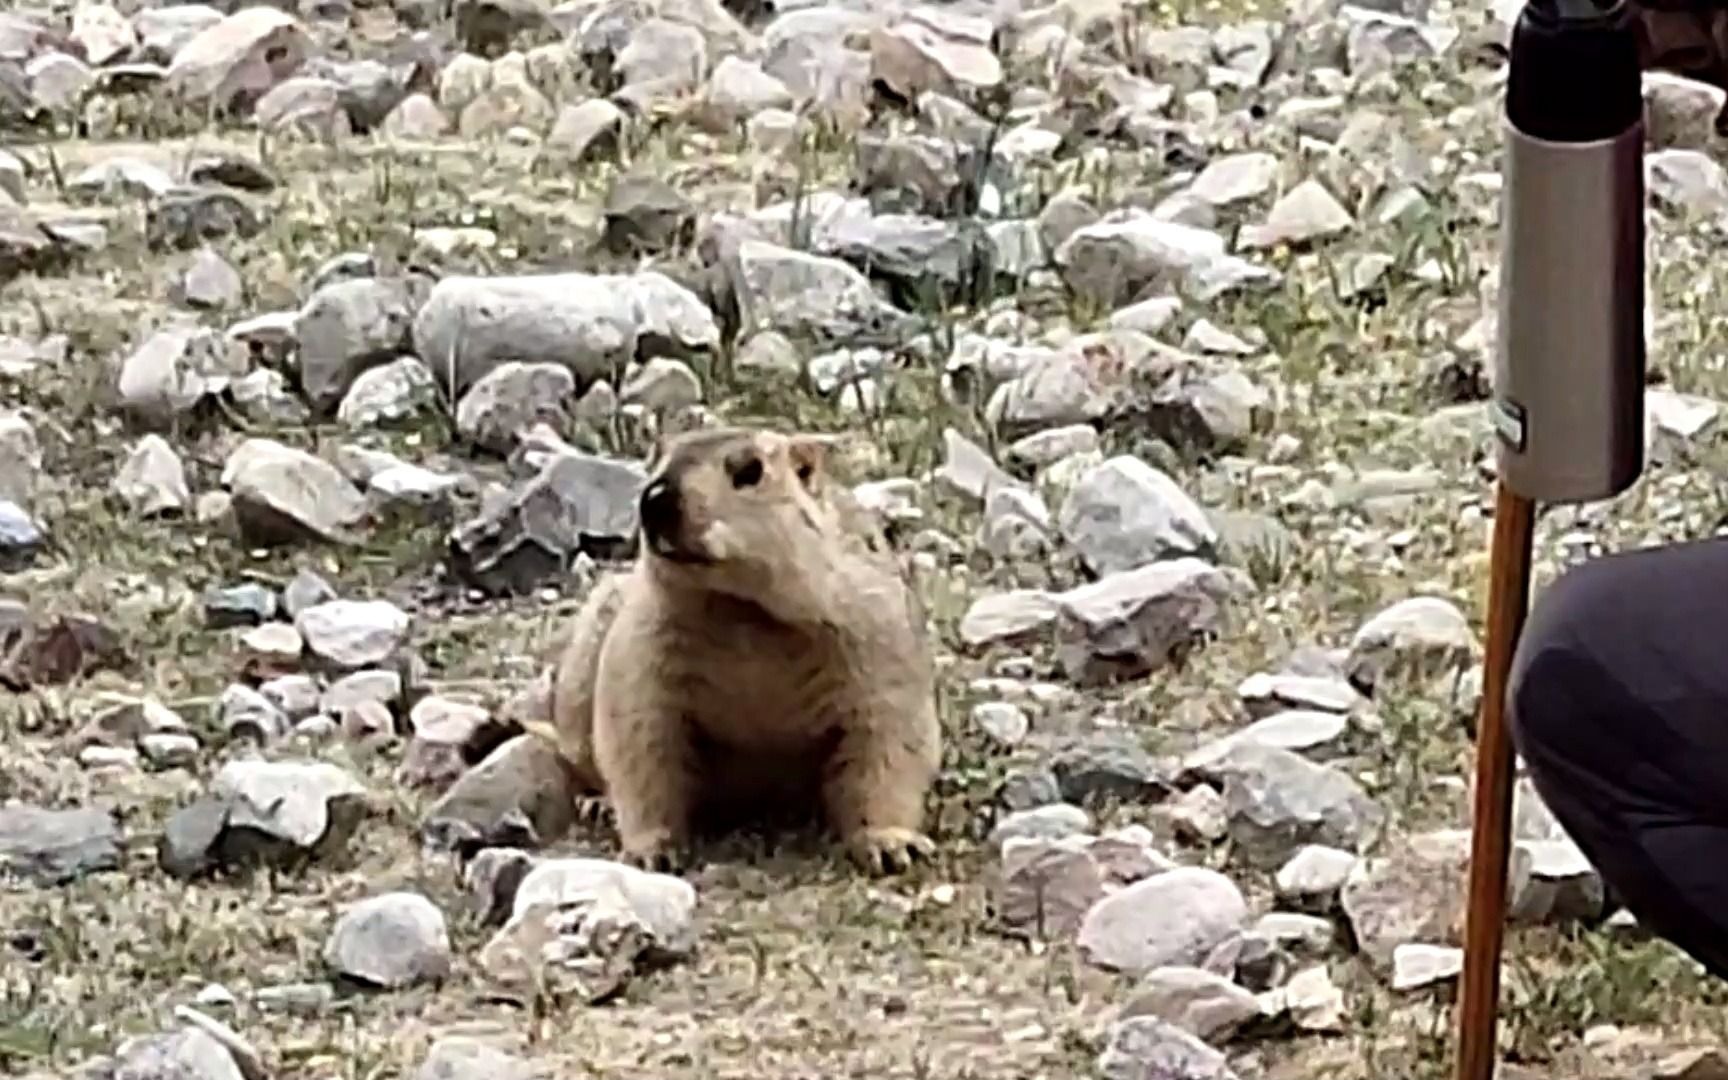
[[549, 427, 941, 874]]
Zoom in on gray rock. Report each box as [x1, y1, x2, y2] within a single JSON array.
[[728, 239, 912, 347], [546, 98, 625, 160], [416, 1036, 537, 1080], [448, 449, 645, 594], [1144, 363, 1270, 456], [283, 568, 337, 618], [1238, 179, 1354, 250], [0, 152, 19, 207], [27, 52, 94, 113], [702, 56, 791, 124], [295, 277, 421, 411], [322, 670, 401, 716], [0, 410, 40, 506], [238, 625, 302, 671], [1647, 149, 1728, 217], [160, 797, 231, 879], [1182, 710, 1351, 773], [0, 803, 120, 884], [478, 856, 699, 1003], [165, 6, 309, 110], [146, 186, 265, 251], [255, 76, 350, 137], [617, 18, 707, 92], [73, 3, 138, 66], [1059, 456, 1217, 576], [1197, 743, 1384, 868], [113, 1026, 245, 1080], [222, 682, 290, 743], [383, 92, 450, 138], [1345, 595, 1477, 692], [422, 734, 581, 853], [996, 835, 1106, 939], [622, 270, 721, 360], [1056, 214, 1278, 307], [306, 57, 409, 132], [1053, 558, 1244, 685], [142, 732, 201, 767], [1274, 844, 1358, 912], [1263, 963, 1347, 1032], [1643, 72, 1726, 151], [603, 174, 695, 255], [1160, 784, 1227, 843], [871, 12, 1000, 100], [164, 759, 368, 876], [855, 133, 972, 217], [260, 674, 319, 719], [972, 701, 1029, 746], [1391, 943, 1463, 991], [998, 765, 1062, 811], [981, 486, 1055, 560], [1509, 778, 1606, 924], [118, 325, 248, 424], [990, 803, 1091, 849], [399, 695, 507, 791], [1050, 732, 1171, 806], [1079, 867, 1248, 977], [1341, 829, 1533, 969], [113, 434, 191, 517], [1122, 965, 1262, 1042], [229, 369, 310, 426], [825, 213, 992, 299], [1098, 1015, 1240, 1080], [324, 891, 452, 988], [221, 438, 367, 545], [412, 273, 638, 399], [336, 356, 438, 429], [176, 247, 244, 309], [1188, 151, 1278, 207], [466, 848, 540, 926], [1036, 190, 1099, 252], [295, 599, 410, 670], [219, 760, 357, 846], [619, 358, 702, 413], [171, 1006, 265, 1080], [1238, 671, 1364, 717]]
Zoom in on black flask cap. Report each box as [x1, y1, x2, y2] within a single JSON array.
[[1506, 0, 1643, 143]]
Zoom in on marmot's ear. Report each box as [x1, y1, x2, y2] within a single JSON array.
[[787, 433, 843, 491]]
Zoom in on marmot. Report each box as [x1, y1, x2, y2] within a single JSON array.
[[545, 426, 942, 875]]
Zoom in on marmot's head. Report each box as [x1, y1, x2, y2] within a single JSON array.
[[636, 426, 847, 618]]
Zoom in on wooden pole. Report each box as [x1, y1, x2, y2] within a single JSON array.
[[1454, 483, 1538, 1080]]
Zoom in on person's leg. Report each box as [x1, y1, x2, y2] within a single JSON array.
[[1509, 535, 1728, 979]]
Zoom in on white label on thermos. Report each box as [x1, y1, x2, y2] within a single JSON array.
[[1491, 397, 1526, 452]]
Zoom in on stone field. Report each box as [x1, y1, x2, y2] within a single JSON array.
[[5, 0, 1728, 1077]]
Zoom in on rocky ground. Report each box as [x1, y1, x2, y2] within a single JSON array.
[[7, 0, 1728, 1077]]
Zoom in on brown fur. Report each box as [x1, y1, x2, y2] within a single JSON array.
[[547, 426, 942, 874]]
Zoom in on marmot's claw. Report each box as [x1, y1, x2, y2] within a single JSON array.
[[574, 796, 613, 829], [621, 834, 689, 875], [846, 827, 936, 875]]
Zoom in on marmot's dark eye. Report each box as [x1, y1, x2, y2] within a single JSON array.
[[732, 457, 764, 488], [796, 463, 813, 484]]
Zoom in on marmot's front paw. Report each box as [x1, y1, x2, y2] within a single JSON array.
[[845, 827, 936, 875], [620, 830, 689, 875]]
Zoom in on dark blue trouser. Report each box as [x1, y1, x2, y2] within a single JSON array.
[[1510, 536, 1728, 979]]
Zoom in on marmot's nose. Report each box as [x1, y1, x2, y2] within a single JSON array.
[[639, 479, 680, 539]]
